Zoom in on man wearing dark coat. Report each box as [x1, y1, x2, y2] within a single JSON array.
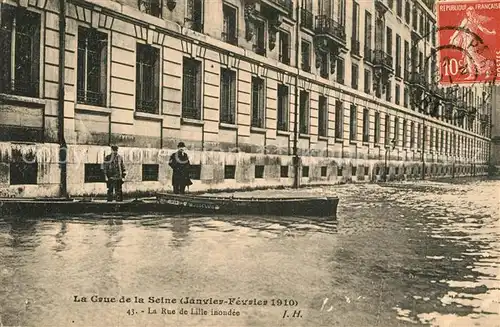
[[168, 142, 191, 194], [103, 145, 126, 202]]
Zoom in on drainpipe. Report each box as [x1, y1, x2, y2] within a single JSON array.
[[58, 0, 68, 198], [421, 117, 426, 180], [292, 2, 300, 189]]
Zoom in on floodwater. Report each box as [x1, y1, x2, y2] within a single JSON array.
[[0, 180, 499, 327]]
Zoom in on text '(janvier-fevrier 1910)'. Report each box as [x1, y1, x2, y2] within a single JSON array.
[[72, 295, 304, 320]]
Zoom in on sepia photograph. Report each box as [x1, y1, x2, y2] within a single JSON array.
[[0, 0, 499, 326]]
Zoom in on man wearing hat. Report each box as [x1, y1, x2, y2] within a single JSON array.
[[168, 142, 192, 194], [103, 145, 127, 201]]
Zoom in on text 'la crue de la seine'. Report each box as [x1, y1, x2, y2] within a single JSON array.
[[73, 295, 302, 319]]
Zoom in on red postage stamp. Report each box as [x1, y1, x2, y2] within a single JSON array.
[[437, 1, 499, 85]]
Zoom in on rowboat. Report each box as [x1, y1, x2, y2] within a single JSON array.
[[0, 193, 339, 218], [156, 193, 339, 217]]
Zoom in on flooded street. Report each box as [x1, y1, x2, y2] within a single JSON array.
[[0, 180, 499, 327]]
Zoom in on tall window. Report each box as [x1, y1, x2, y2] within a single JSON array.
[[136, 43, 160, 114], [395, 84, 400, 105], [301, 40, 311, 72], [319, 52, 329, 78], [396, 0, 403, 17], [335, 100, 343, 139], [186, 0, 204, 32], [405, 0, 411, 23], [352, 2, 360, 41], [386, 27, 392, 56], [277, 84, 289, 131], [374, 112, 380, 144], [220, 68, 236, 124], [318, 95, 328, 137], [410, 121, 415, 148], [385, 114, 391, 146], [386, 81, 392, 101], [251, 76, 265, 128], [364, 11, 372, 54], [299, 90, 309, 134], [138, 0, 162, 17], [182, 57, 202, 119], [351, 63, 359, 89], [404, 85, 409, 107], [349, 104, 357, 141], [429, 127, 434, 150], [0, 6, 40, 97], [253, 19, 266, 55], [364, 69, 371, 93], [402, 119, 407, 148], [222, 4, 237, 45], [393, 117, 399, 145], [336, 58, 345, 84], [77, 27, 108, 106], [395, 34, 401, 77], [279, 31, 290, 65], [337, 0, 346, 26], [362, 108, 369, 143], [417, 123, 422, 149], [404, 40, 409, 78]]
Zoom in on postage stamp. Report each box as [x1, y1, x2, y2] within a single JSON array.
[[437, 1, 500, 85]]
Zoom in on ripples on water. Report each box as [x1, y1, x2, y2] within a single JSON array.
[[0, 179, 498, 327]]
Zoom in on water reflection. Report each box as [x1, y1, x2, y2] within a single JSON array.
[[0, 180, 498, 327]]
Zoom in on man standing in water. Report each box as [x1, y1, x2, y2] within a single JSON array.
[[168, 142, 192, 194], [103, 145, 126, 202]]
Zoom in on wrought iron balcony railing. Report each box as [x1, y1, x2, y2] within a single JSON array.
[[300, 8, 314, 30], [314, 16, 346, 42]]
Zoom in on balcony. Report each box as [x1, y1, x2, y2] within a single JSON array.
[[261, 0, 293, 16], [314, 16, 346, 46], [351, 38, 361, 57], [373, 50, 393, 70]]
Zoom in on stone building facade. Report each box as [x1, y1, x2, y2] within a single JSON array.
[[0, 0, 494, 198]]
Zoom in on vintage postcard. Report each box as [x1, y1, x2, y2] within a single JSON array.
[[0, 0, 499, 326]]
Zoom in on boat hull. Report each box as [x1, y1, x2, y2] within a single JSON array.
[[0, 194, 339, 218], [156, 193, 339, 217]]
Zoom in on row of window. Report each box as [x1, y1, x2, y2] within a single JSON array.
[[8, 161, 488, 186], [0, 5, 486, 142]]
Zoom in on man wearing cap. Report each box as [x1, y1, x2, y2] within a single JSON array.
[[103, 145, 127, 202], [168, 142, 192, 194]]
